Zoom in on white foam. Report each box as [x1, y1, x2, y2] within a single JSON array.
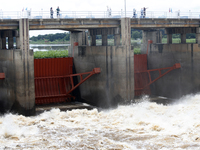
[[1, 94, 200, 149]]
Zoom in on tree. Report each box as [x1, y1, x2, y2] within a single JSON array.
[[131, 29, 142, 39], [186, 33, 195, 39], [30, 32, 70, 42]]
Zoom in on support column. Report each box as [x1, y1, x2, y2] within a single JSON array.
[[13, 18, 35, 116], [196, 34, 199, 44], [102, 34, 107, 46], [181, 33, 186, 44], [90, 35, 96, 46], [16, 30, 20, 49], [78, 31, 88, 46], [114, 34, 120, 46], [69, 31, 88, 57], [121, 18, 134, 101], [6, 30, 14, 49], [114, 28, 121, 46], [156, 31, 162, 43], [0, 31, 2, 49], [196, 28, 200, 45], [121, 19, 131, 46], [0, 36, 2, 49], [70, 31, 79, 57], [8, 37, 13, 49], [142, 30, 158, 53], [167, 33, 172, 44], [2, 37, 6, 49]]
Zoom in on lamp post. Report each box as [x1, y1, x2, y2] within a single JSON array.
[[124, 0, 126, 17]]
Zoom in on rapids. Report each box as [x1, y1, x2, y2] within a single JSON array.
[[1, 94, 200, 149]]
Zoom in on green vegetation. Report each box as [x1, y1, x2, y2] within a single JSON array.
[[30, 32, 70, 44], [162, 38, 196, 43], [186, 39, 196, 43], [134, 48, 141, 54], [34, 50, 68, 59], [131, 29, 142, 39], [34, 48, 140, 58]]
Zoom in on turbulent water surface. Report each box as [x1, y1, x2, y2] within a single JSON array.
[[1, 94, 200, 149]]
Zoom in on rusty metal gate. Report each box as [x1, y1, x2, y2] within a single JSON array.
[[134, 54, 181, 96], [34, 57, 100, 105], [34, 57, 74, 105], [134, 54, 151, 96]]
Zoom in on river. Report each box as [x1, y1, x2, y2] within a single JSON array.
[[30, 44, 70, 51], [1, 94, 200, 149]]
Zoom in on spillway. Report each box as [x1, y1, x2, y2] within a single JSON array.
[[0, 94, 200, 149]]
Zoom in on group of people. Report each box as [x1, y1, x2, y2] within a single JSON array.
[[50, 7, 60, 18], [50, 6, 149, 19], [133, 7, 148, 18]]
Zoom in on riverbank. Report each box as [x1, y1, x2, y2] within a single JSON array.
[[30, 41, 70, 44]]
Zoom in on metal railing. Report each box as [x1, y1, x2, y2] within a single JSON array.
[[0, 10, 200, 19]]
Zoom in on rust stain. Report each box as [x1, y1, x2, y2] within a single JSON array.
[[29, 24, 119, 30], [0, 73, 5, 79], [0, 26, 18, 30], [131, 24, 198, 28]]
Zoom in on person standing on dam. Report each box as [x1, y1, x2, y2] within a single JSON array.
[[107, 6, 109, 17], [177, 10, 180, 18], [143, 7, 148, 18], [140, 8, 143, 18], [56, 6, 60, 18], [50, 7, 54, 18], [133, 8, 136, 18], [109, 8, 112, 17]]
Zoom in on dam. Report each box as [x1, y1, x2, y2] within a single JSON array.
[[0, 12, 200, 115]]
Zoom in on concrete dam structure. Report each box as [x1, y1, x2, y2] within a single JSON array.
[[0, 17, 200, 115]]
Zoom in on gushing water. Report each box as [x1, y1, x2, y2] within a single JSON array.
[[1, 94, 200, 149]]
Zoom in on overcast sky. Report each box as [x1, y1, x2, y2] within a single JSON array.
[[2, 0, 200, 37]]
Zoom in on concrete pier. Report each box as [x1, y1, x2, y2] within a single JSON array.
[[181, 33, 186, 44], [0, 19, 35, 116], [147, 43, 200, 99], [167, 33, 172, 44], [196, 27, 200, 45], [102, 34, 107, 46], [2, 37, 6, 49], [140, 27, 200, 99], [70, 18, 134, 108], [141, 30, 162, 53]]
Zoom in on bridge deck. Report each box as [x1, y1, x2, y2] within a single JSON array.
[[0, 18, 200, 31]]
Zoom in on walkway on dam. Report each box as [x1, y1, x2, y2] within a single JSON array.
[[0, 10, 200, 19], [0, 10, 200, 31]]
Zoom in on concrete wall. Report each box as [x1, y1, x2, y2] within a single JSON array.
[[70, 18, 134, 107], [148, 43, 200, 99], [141, 30, 162, 54], [0, 49, 35, 115], [0, 50, 15, 113], [73, 46, 134, 108], [69, 31, 88, 57]]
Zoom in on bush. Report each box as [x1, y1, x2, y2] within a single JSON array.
[[134, 48, 141, 54], [34, 50, 68, 59]]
